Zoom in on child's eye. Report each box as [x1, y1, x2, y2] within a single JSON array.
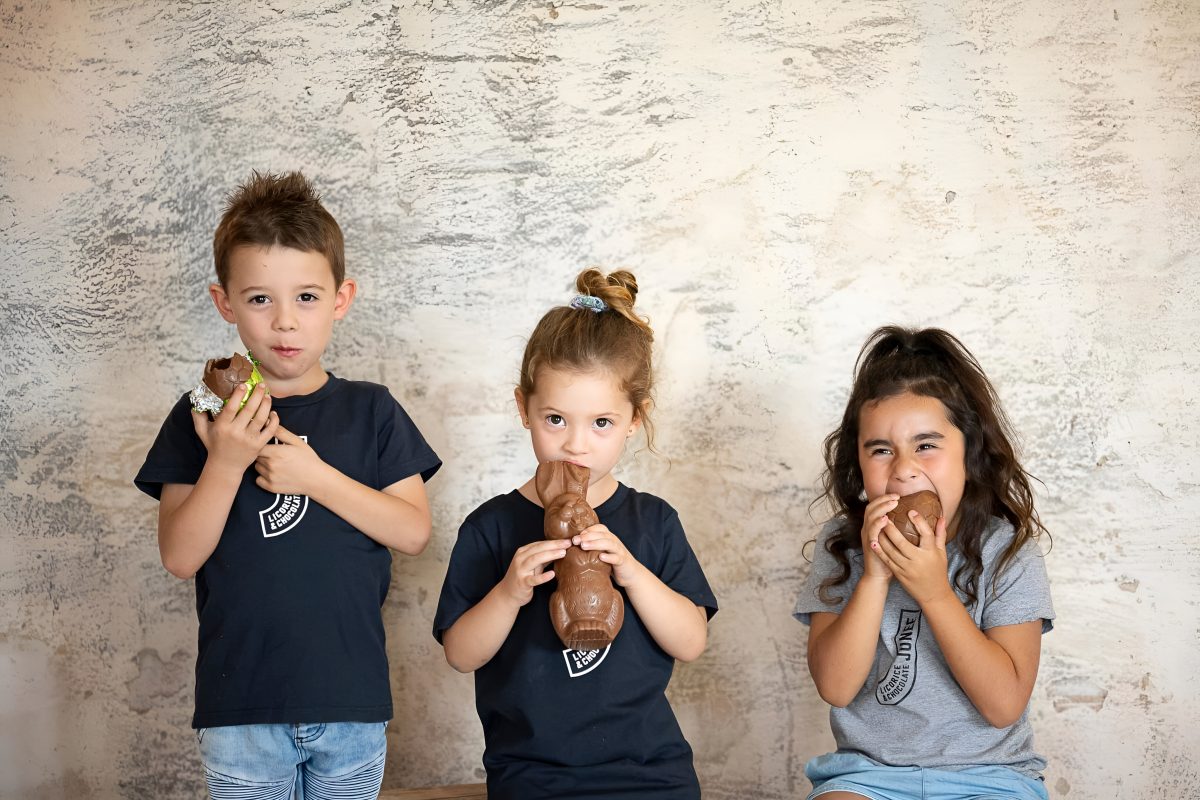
[[916, 443, 937, 452], [249, 295, 270, 305], [298, 292, 318, 302], [870, 447, 892, 457], [546, 414, 565, 427], [594, 418, 613, 430]]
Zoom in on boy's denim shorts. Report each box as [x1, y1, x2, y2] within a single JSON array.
[[805, 752, 1050, 800], [197, 721, 387, 800]]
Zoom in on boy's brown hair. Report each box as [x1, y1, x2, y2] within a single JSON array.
[[213, 170, 344, 287]]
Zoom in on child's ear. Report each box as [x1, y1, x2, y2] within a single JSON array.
[[627, 405, 645, 436], [332, 278, 357, 319], [209, 283, 237, 324], [514, 388, 530, 428]]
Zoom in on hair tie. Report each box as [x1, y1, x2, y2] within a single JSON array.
[[569, 294, 607, 313]]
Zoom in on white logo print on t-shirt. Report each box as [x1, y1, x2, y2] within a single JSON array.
[[563, 646, 611, 678], [258, 435, 310, 538], [876, 609, 921, 705]]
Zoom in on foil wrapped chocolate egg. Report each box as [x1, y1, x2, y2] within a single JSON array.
[[189, 352, 263, 416]]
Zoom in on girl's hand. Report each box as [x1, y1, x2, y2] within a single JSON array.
[[500, 540, 568, 607], [574, 524, 645, 588], [192, 383, 278, 474], [861, 494, 899, 583], [873, 509, 953, 605]]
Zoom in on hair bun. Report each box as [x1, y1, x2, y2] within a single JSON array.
[[576, 267, 639, 312]]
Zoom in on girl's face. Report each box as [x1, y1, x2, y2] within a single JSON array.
[[858, 391, 967, 534], [516, 366, 641, 493]]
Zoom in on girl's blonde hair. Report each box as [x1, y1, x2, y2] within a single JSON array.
[[518, 268, 656, 450]]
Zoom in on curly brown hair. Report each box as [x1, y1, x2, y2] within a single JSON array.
[[816, 326, 1047, 606]]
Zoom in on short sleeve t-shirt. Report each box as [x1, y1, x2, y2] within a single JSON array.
[[793, 517, 1054, 777], [433, 485, 718, 800], [135, 375, 441, 728]]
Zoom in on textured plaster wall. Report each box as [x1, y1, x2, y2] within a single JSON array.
[[2, 1, 1198, 798]]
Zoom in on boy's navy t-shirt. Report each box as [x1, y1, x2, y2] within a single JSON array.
[[433, 485, 718, 800], [135, 374, 440, 728]]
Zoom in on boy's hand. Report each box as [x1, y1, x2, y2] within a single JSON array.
[[500, 540, 567, 608], [192, 383, 278, 474], [574, 524, 645, 589], [254, 425, 325, 496]]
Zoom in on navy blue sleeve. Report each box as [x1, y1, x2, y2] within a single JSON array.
[[432, 520, 503, 643], [376, 389, 441, 486], [656, 509, 719, 619], [133, 394, 208, 500]]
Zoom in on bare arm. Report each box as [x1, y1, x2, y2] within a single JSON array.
[[806, 575, 889, 706], [253, 426, 432, 554], [619, 561, 709, 662], [441, 539, 567, 672], [807, 495, 902, 704], [159, 384, 278, 579], [918, 598, 1042, 727], [158, 475, 236, 579], [308, 471, 432, 555], [576, 524, 709, 663], [874, 512, 1043, 727]]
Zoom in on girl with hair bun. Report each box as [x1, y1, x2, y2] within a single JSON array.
[[434, 268, 718, 799], [794, 326, 1054, 800]]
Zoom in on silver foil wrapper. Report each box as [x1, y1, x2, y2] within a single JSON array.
[[189, 383, 225, 416]]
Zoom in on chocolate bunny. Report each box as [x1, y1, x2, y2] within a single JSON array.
[[535, 461, 624, 650]]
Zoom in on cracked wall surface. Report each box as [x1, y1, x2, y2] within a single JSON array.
[[2, 1, 1198, 798]]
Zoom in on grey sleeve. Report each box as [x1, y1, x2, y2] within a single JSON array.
[[793, 519, 858, 625], [981, 535, 1055, 634]]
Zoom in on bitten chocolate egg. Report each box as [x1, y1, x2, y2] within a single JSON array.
[[886, 490, 942, 545], [189, 352, 264, 417]]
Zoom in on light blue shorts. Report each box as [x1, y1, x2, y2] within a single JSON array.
[[805, 752, 1049, 800], [197, 721, 387, 800]]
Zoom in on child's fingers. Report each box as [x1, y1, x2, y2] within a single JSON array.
[[911, 511, 937, 548], [576, 523, 612, 539], [526, 546, 567, 568], [518, 539, 569, 557], [865, 494, 899, 518], [190, 407, 212, 446], [256, 412, 280, 446], [215, 385, 248, 422], [250, 392, 272, 428], [933, 515, 948, 549], [512, 542, 567, 574], [871, 534, 897, 568], [235, 383, 267, 424], [879, 520, 909, 552], [530, 569, 555, 585]]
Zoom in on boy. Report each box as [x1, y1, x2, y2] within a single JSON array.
[[135, 171, 440, 799]]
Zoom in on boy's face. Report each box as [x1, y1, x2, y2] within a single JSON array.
[[209, 245, 356, 397]]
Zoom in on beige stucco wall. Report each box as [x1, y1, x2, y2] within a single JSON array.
[[2, 1, 1198, 797]]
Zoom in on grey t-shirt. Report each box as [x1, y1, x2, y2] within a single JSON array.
[[793, 516, 1054, 777]]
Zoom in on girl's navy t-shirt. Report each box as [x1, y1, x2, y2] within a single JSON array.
[[433, 485, 718, 800], [135, 375, 440, 728]]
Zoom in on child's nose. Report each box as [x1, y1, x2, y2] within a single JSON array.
[[891, 453, 920, 481], [273, 305, 298, 331], [564, 428, 588, 454]]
